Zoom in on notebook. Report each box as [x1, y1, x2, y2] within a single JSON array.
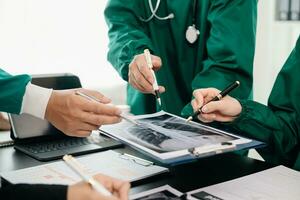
[[0, 131, 14, 148], [0, 150, 168, 185]]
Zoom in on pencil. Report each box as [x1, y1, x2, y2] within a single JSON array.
[[144, 49, 162, 107], [186, 81, 240, 122]]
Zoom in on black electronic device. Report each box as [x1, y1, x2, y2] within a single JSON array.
[[9, 73, 122, 161]]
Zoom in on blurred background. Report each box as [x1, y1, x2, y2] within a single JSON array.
[[0, 0, 300, 106]]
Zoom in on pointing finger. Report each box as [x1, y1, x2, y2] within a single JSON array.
[[78, 89, 111, 104], [83, 102, 122, 116]]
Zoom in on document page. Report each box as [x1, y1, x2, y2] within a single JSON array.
[[188, 166, 300, 200], [0, 150, 168, 185], [0, 131, 13, 147], [131, 185, 183, 200]]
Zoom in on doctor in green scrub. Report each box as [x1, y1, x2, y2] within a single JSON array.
[[105, 0, 257, 115], [191, 36, 300, 171]]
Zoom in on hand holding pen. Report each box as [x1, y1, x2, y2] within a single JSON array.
[[64, 155, 130, 200], [46, 89, 121, 137], [76, 91, 139, 125], [144, 49, 162, 107], [128, 50, 165, 106], [187, 81, 240, 122]]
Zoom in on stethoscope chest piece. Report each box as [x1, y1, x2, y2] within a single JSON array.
[[186, 24, 200, 44]]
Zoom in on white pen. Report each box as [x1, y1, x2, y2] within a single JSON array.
[[63, 155, 112, 196], [144, 49, 162, 107], [75, 91, 139, 125]]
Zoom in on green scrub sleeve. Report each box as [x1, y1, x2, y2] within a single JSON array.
[[104, 0, 155, 81], [231, 99, 299, 169], [0, 69, 31, 114], [181, 0, 257, 117], [230, 37, 300, 170]]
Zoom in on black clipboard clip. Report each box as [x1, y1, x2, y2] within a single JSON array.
[[119, 153, 154, 167], [188, 142, 236, 157]]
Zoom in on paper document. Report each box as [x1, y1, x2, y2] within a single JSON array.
[[0, 150, 168, 185], [0, 131, 13, 148], [131, 185, 183, 200], [100, 111, 251, 162], [187, 165, 300, 200]]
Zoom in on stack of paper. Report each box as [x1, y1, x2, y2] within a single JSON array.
[[188, 165, 300, 200], [0, 131, 13, 148]]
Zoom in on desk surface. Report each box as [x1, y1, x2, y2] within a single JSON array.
[[0, 145, 273, 195]]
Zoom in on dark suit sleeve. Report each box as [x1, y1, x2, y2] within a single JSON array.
[[0, 184, 68, 200]]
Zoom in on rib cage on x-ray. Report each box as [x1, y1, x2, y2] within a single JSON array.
[[126, 115, 236, 153]]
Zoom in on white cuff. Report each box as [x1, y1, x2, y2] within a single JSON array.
[[21, 83, 53, 119]]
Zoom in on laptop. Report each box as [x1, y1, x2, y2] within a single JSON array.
[[9, 73, 122, 161]]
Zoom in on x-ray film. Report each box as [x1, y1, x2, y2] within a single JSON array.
[[100, 111, 251, 161]]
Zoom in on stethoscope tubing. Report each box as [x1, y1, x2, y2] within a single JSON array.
[[139, 0, 174, 22]]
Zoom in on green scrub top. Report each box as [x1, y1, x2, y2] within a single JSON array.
[[231, 36, 300, 171], [0, 69, 31, 114], [105, 0, 257, 116]]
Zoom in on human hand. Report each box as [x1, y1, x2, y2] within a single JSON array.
[[128, 53, 165, 94], [67, 174, 130, 200], [45, 89, 121, 137], [191, 88, 242, 123], [0, 113, 10, 131]]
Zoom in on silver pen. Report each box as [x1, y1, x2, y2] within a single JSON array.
[[144, 49, 162, 107], [75, 91, 139, 125]]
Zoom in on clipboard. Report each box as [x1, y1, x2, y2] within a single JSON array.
[[164, 139, 265, 166], [101, 129, 265, 166], [0, 150, 169, 185], [118, 152, 154, 167], [188, 142, 236, 157], [99, 111, 266, 166]]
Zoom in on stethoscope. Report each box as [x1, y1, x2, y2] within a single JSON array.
[[139, 0, 200, 44]]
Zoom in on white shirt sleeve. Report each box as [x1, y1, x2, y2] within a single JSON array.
[[20, 82, 53, 119]]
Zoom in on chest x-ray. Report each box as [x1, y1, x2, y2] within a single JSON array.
[[126, 114, 236, 153], [100, 111, 242, 159]]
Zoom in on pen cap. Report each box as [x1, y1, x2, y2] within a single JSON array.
[[219, 81, 240, 97], [116, 105, 131, 115]]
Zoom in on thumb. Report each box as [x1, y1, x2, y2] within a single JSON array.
[[151, 55, 162, 71]]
